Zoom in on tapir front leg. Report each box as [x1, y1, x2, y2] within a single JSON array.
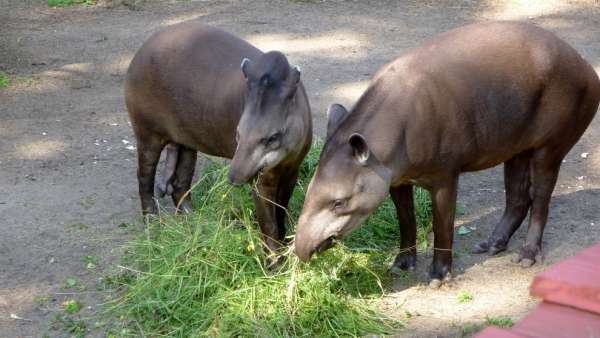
[[252, 170, 284, 253], [429, 176, 458, 287], [390, 185, 417, 272], [274, 168, 299, 244]]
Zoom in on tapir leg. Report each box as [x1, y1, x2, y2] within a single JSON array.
[[473, 151, 532, 255], [252, 170, 284, 252], [170, 146, 197, 213], [512, 82, 599, 267], [390, 185, 417, 272], [136, 134, 166, 216], [274, 168, 299, 244], [430, 176, 459, 285], [513, 151, 561, 267]]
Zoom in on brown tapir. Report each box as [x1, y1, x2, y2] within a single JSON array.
[[125, 21, 312, 251], [294, 21, 599, 285]]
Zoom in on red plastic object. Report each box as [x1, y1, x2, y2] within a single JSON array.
[[530, 243, 600, 314], [513, 301, 600, 338]]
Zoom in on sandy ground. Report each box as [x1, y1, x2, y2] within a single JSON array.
[[1, 0, 599, 337]]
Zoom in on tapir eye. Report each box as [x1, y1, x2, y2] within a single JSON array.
[[332, 199, 348, 212], [265, 132, 282, 149]]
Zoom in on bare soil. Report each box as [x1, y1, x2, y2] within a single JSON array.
[[1, 0, 599, 337]]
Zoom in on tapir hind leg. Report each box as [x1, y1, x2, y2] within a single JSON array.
[[473, 151, 532, 255], [512, 149, 562, 267], [135, 133, 166, 216], [390, 184, 417, 272], [513, 81, 599, 267], [170, 145, 197, 213]]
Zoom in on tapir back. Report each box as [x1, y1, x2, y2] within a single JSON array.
[[125, 21, 263, 157], [345, 21, 599, 175]]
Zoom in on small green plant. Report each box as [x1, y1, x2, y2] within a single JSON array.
[[71, 223, 89, 230], [48, 0, 94, 6], [63, 299, 82, 314], [64, 277, 78, 288], [52, 314, 87, 337], [461, 322, 485, 337], [0, 72, 9, 88], [485, 316, 514, 328], [458, 290, 473, 303], [35, 295, 50, 303], [82, 255, 98, 270]]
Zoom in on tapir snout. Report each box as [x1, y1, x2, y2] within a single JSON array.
[[294, 213, 337, 262], [227, 155, 260, 186]]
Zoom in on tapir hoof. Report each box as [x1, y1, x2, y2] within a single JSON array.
[[511, 245, 540, 268], [142, 209, 159, 224], [429, 272, 452, 289], [472, 240, 489, 254], [391, 252, 416, 272], [472, 239, 507, 256], [176, 200, 193, 214]]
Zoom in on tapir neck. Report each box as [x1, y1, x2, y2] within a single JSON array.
[[337, 80, 416, 186], [291, 83, 313, 163]]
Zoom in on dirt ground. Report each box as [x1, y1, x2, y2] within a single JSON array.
[[1, 0, 599, 337]]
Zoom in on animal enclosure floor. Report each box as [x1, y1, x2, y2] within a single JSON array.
[[1, 0, 599, 337]]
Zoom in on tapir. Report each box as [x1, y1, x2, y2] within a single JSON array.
[[294, 21, 599, 285], [125, 21, 312, 251]]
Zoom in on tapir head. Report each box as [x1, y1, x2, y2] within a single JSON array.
[[294, 104, 392, 262], [228, 51, 305, 186]]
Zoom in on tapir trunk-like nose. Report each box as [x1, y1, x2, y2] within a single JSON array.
[[294, 214, 324, 262], [228, 158, 255, 186], [228, 144, 259, 186]]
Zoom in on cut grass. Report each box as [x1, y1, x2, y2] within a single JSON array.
[[104, 140, 433, 336], [0, 72, 9, 88], [63, 299, 82, 314], [51, 314, 87, 337], [485, 316, 514, 328], [47, 0, 94, 7]]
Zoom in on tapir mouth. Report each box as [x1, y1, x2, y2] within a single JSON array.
[[316, 236, 336, 254], [228, 165, 263, 187]]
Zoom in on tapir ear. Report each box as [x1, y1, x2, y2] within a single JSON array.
[[241, 58, 251, 79], [281, 65, 301, 98], [348, 133, 370, 166], [326, 104, 349, 140]]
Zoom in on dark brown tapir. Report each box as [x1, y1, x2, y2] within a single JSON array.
[[294, 21, 599, 285], [125, 21, 312, 251]]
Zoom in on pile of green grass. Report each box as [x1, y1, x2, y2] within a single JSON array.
[[105, 141, 432, 337]]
